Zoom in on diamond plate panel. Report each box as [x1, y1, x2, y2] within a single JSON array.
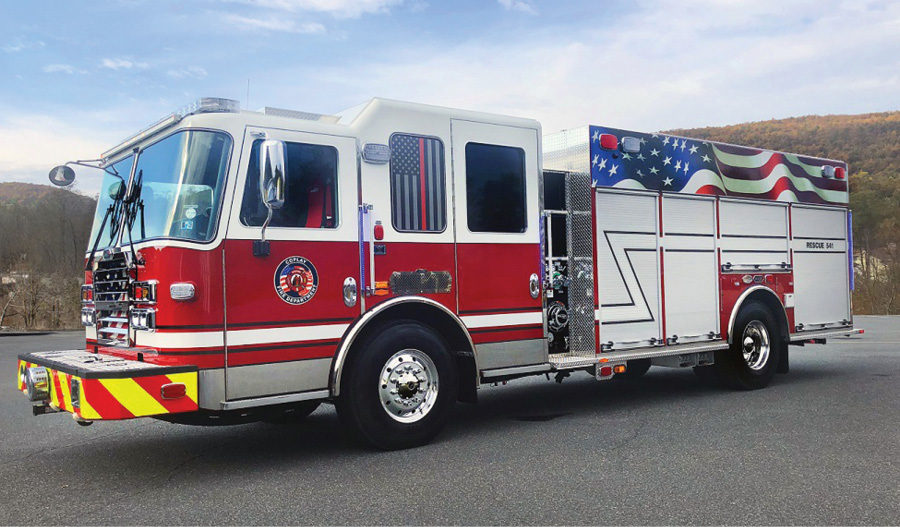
[[566, 171, 596, 358]]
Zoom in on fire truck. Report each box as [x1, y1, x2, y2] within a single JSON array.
[[18, 97, 861, 450]]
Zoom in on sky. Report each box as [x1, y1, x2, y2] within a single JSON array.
[[1, 0, 899, 195]]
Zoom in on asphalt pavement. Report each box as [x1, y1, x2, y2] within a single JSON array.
[[1, 317, 898, 525]]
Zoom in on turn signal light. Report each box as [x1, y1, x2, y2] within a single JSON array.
[[613, 364, 626, 374]]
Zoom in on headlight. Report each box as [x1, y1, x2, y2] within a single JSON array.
[[81, 307, 96, 327], [130, 308, 156, 331]]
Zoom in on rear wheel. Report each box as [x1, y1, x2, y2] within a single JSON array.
[[714, 301, 782, 390], [336, 320, 458, 450]]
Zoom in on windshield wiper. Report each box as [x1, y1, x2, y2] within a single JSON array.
[[122, 169, 146, 265], [84, 167, 127, 271]]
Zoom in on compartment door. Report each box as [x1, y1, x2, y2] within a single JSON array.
[[450, 119, 544, 371], [595, 189, 661, 349], [661, 194, 719, 344], [792, 205, 852, 329], [222, 127, 360, 401]]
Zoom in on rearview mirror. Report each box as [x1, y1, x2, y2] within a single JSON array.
[[259, 139, 286, 210], [48, 165, 75, 187]]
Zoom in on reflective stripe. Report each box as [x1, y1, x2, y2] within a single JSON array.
[[461, 312, 543, 329], [99, 378, 168, 417]]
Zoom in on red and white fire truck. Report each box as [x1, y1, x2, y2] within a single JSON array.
[[18, 97, 860, 449]]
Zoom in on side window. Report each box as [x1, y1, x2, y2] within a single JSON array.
[[389, 133, 447, 232], [465, 142, 526, 233], [240, 139, 338, 228]]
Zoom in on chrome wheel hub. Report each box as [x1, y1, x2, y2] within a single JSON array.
[[741, 320, 770, 370], [379, 349, 439, 423]]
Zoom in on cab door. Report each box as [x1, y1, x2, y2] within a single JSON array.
[[222, 127, 359, 401], [450, 120, 545, 371]]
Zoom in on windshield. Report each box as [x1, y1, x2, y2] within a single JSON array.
[[124, 130, 232, 244], [88, 156, 133, 250]]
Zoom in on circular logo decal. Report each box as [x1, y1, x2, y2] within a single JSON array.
[[274, 256, 319, 305]]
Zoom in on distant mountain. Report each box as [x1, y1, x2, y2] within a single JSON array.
[[0, 182, 97, 208], [667, 111, 900, 182]]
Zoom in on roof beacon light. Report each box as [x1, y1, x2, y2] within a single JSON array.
[[822, 165, 836, 179], [599, 133, 619, 150], [835, 166, 846, 180], [176, 97, 240, 119]]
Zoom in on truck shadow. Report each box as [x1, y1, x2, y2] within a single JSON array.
[[57, 363, 843, 486]]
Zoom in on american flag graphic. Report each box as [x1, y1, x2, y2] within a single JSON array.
[[390, 134, 446, 231], [589, 126, 849, 205]]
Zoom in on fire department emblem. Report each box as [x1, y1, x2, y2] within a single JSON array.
[[274, 256, 318, 305]]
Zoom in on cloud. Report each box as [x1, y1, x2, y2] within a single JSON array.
[[42, 64, 87, 75], [497, 0, 536, 14], [0, 110, 125, 195], [166, 66, 209, 79], [222, 13, 326, 33], [222, 0, 404, 18], [305, 1, 900, 132], [100, 58, 149, 70], [2, 38, 45, 53]]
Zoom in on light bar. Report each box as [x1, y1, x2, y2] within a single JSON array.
[[102, 97, 241, 162]]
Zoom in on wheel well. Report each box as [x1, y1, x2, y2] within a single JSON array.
[[332, 301, 478, 404], [730, 289, 790, 345]]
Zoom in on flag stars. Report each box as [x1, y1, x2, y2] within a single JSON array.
[[683, 162, 690, 174], [608, 164, 618, 176], [663, 156, 672, 166], [663, 176, 674, 186], [636, 169, 645, 178], [592, 130, 599, 142], [622, 153, 632, 160], [637, 153, 646, 161], [671, 139, 679, 149], [675, 160, 682, 171], [662, 137, 670, 145], [702, 154, 712, 163], [680, 139, 687, 151], [649, 166, 659, 175], [598, 158, 607, 171], [689, 145, 699, 154], [592, 154, 599, 167], [650, 148, 660, 157]]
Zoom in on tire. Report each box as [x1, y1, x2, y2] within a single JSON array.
[[614, 358, 651, 380], [714, 301, 782, 390], [262, 401, 321, 423], [336, 320, 458, 450]]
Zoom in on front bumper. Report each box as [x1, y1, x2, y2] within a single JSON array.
[[17, 350, 198, 421]]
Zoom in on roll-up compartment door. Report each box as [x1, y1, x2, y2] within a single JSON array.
[[792, 205, 851, 329], [719, 199, 790, 271], [662, 195, 719, 344], [595, 189, 660, 349]]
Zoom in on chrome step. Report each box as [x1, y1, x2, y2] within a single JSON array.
[[790, 327, 860, 341]]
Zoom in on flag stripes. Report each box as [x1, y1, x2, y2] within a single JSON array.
[[390, 133, 446, 231]]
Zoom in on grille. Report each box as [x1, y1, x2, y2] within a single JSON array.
[[93, 252, 130, 345]]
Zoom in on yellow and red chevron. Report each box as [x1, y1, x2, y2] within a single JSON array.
[[17, 359, 198, 420]]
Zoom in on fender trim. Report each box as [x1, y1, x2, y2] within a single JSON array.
[[726, 285, 788, 344], [329, 296, 476, 397]]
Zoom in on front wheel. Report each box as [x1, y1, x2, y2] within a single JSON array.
[[715, 301, 782, 390], [336, 320, 458, 450]]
